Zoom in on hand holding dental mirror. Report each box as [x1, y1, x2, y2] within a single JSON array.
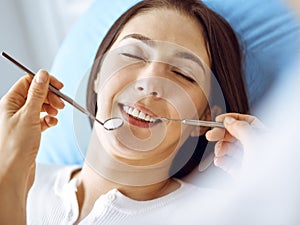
[[1, 52, 124, 131]]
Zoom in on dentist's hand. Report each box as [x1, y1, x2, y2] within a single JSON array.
[[0, 70, 64, 224], [0, 70, 64, 168], [205, 113, 266, 178]]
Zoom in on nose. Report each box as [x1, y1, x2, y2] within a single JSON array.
[[135, 63, 167, 98], [136, 84, 159, 97]]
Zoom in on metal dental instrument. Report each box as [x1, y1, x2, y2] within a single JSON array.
[[157, 117, 225, 128], [1, 52, 124, 131]]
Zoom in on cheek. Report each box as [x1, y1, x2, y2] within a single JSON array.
[[173, 86, 208, 120], [96, 70, 134, 113], [97, 62, 141, 96], [193, 89, 209, 116]]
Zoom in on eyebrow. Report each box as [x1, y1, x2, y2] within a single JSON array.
[[173, 51, 205, 72], [121, 33, 154, 47], [121, 33, 152, 42], [121, 33, 206, 71]]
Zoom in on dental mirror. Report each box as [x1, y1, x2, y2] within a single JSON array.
[[1, 51, 124, 131]]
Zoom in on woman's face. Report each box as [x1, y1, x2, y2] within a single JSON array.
[[93, 9, 211, 166]]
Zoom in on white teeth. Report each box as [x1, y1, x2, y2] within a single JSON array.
[[128, 107, 133, 114], [124, 105, 130, 112], [139, 112, 146, 120], [132, 108, 139, 117], [123, 105, 156, 122]]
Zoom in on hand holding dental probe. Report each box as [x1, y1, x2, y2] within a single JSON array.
[[205, 113, 267, 178], [1, 52, 124, 131], [157, 114, 267, 178]]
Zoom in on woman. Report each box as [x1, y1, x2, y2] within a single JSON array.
[[0, 0, 263, 224]]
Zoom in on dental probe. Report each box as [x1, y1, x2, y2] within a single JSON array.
[[156, 117, 225, 128]]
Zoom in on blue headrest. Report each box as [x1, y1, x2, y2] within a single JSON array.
[[37, 0, 300, 165]]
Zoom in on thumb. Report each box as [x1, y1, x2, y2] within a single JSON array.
[[25, 70, 50, 115], [223, 116, 254, 146]]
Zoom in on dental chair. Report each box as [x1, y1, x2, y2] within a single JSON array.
[[37, 0, 300, 186]]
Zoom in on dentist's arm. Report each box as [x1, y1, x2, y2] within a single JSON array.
[[0, 70, 64, 224]]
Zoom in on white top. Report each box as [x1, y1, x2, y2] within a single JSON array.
[[27, 164, 218, 225]]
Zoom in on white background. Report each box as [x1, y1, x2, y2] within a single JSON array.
[[0, 0, 94, 98]]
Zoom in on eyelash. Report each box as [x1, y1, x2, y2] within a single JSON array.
[[120, 53, 146, 62], [172, 70, 196, 83], [120, 53, 196, 83]]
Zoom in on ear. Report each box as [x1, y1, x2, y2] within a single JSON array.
[[190, 105, 223, 137]]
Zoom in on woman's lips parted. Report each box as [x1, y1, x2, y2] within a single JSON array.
[[119, 103, 161, 128]]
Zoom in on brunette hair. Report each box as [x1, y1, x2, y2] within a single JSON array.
[[87, 0, 249, 178]]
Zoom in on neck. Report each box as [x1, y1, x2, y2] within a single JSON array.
[[73, 164, 180, 222], [77, 164, 179, 200], [73, 128, 181, 221], [84, 128, 176, 186]]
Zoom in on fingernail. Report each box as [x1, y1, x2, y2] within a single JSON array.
[[214, 157, 221, 166], [61, 100, 65, 108], [224, 116, 235, 125], [205, 130, 211, 139], [35, 71, 48, 83], [214, 142, 221, 153]]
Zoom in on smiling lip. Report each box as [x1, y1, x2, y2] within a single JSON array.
[[119, 103, 160, 128]]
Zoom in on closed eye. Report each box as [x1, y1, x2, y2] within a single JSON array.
[[120, 53, 146, 62], [173, 70, 196, 83]]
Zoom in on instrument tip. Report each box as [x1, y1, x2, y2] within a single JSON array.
[[1, 52, 10, 59]]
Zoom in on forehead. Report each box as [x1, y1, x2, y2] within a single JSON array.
[[113, 8, 210, 66]]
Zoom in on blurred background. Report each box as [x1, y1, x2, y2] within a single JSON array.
[[0, 0, 300, 223], [0, 0, 94, 98]]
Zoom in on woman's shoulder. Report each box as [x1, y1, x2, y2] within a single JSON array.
[[162, 178, 221, 210], [26, 164, 81, 224], [34, 163, 80, 185], [175, 178, 219, 197], [29, 163, 81, 197]]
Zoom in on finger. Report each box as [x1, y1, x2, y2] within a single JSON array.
[[223, 116, 255, 145], [205, 128, 236, 143], [42, 104, 58, 116], [214, 140, 243, 160], [214, 155, 241, 176], [205, 128, 225, 141], [216, 113, 263, 128], [49, 75, 64, 90], [40, 116, 58, 132], [1, 75, 32, 112], [208, 113, 260, 143], [248, 117, 266, 129], [46, 91, 65, 109], [220, 113, 267, 132], [25, 70, 50, 116]]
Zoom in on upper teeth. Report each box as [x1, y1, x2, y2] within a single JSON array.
[[123, 105, 156, 122]]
